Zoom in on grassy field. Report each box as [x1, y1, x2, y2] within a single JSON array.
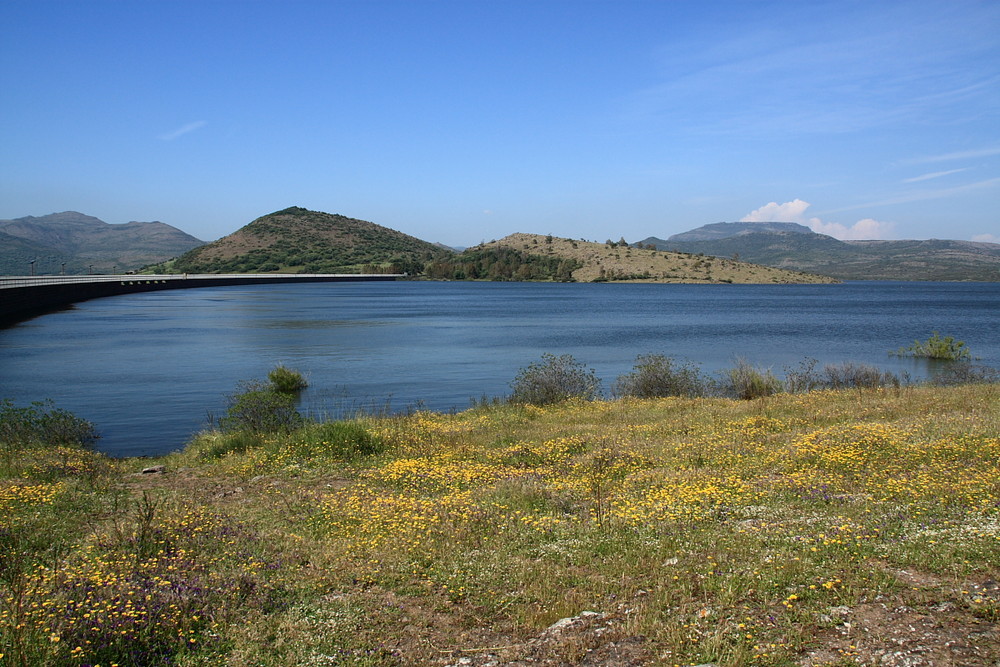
[[2, 384, 998, 666]]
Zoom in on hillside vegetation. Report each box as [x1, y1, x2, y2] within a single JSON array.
[[0, 212, 204, 275], [145, 211, 836, 284], [2, 381, 997, 665], [151, 207, 447, 275], [644, 223, 1000, 281], [482, 233, 838, 283]]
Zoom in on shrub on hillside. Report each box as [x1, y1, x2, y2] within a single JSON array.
[[823, 362, 905, 390], [930, 363, 1000, 386], [0, 399, 99, 449], [783, 358, 823, 393], [219, 381, 305, 435], [719, 358, 783, 400], [509, 354, 602, 405], [612, 354, 709, 398], [784, 359, 907, 392]]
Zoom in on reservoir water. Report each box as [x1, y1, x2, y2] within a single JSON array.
[[1, 280, 998, 458]]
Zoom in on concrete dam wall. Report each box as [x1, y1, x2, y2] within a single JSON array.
[[0, 274, 400, 326]]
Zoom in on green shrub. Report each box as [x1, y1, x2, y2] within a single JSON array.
[[892, 332, 971, 361], [719, 358, 783, 400], [612, 354, 708, 398], [0, 399, 99, 450], [509, 354, 602, 405], [296, 421, 385, 459], [219, 381, 305, 435], [268, 365, 308, 393]]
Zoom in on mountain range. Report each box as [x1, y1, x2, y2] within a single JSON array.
[[639, 222, 1000, 281], [0, 212, 204, 275], [146, 207, 835, 283], [3, 210, 997, 281]]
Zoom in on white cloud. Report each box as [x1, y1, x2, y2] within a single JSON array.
[[159, 120, 207, 141], [810, 217, 896, 241], [740, 199, 811, 222], [901, 168, 968, 183], [741, 199, 894, 240], [972, 233, 999, 243]]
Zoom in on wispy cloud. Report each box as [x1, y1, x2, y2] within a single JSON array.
[[624, 3, 1000, 138], [159, 120, 208, 141], [902, 146, 1000, 165], [901, 168, 969, 183], [972, 233, 999, 243], [826, 177, 1000, 213]]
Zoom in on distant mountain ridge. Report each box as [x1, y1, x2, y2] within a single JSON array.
[[667, 221, 814, 242], [155, 206, 447, 274], [640, 222, 1000, 281], [0, 211, 204, 275]]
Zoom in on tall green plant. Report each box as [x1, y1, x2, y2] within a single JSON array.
[[219, 381, 305, 435]]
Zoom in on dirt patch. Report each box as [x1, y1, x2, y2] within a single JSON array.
[[801, 566, 1000, 667], [438, 610, 650, 667]]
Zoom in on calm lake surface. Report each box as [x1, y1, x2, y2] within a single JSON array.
[[2, 280, 998, 457]]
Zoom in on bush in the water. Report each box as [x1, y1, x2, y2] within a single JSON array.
[[893, 332, 971, 362], [267, 365, 308, 393]]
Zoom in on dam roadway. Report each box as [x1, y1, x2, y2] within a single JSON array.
[[0, 273, 402, 326]]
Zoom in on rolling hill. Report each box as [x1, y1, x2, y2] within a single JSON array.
[[152, 206, 448, 274], [640, 223, 1000, 281], [0, 212, 204, 275], [478, 233, 838, 283]]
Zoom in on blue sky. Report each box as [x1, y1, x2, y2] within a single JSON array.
[[2, 0, 998, 245]]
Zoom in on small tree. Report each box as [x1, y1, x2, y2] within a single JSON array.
[[219, 381, 305, 435], [719, 358, 783, 400], [612, 354, 708, 398], [509, 354, 602, 405]]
